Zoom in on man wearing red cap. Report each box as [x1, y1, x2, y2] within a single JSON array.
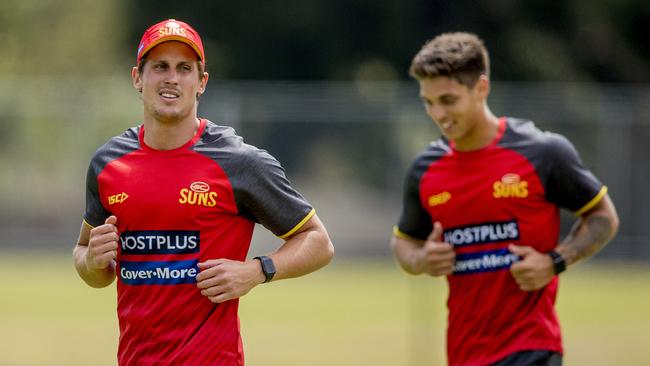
[[73, 19, 334, 365]]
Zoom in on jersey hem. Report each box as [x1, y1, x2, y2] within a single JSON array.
[[278, 208, 316, 239], [574, 185, 607, 216], [453, 344, 563, 366]]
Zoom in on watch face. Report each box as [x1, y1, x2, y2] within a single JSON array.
[[549, 251, 566, 274], [257, 256, 276, 282]]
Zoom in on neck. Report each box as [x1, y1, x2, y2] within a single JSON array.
[[454, 106, 500, 152], [142, 115, 200, 150]]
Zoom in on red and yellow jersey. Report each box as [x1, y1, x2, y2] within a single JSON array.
[[395, 117, 606, 366], [84, 119, 314, 366]]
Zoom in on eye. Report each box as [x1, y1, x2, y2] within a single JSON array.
[[440, 96, 457, 106]]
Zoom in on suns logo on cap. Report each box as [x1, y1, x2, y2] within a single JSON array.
[[179, 181, 217, 207], [493, 173, 528, 198], [159, 20, 187, 37]]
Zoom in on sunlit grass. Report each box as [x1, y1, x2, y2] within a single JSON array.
[[1, 253, 648, 365]]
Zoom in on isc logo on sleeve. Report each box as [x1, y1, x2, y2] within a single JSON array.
[[108, 192, 129, 205], [428, 191, 452, 207]]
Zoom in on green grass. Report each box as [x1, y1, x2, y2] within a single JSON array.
[[1, 253, 649, 365]]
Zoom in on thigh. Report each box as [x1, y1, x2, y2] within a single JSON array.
[[490, 350, 562, 366]]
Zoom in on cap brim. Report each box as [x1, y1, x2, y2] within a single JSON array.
[[138, 36, 204, 62]]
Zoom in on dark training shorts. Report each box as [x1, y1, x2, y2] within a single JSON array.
[[490, 350, 562, 366]]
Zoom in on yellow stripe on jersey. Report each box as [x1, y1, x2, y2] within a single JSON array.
[[575, 186, 608, 216], [82, 218, 95, 229], [392, 226, 423, 242], [278, 208, 316, 239]]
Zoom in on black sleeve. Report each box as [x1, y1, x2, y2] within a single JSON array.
[[83, 159, 110, 227], [396, 160, 433, 241], [234, 148, 314, 238], [543, 133, 604, 213]]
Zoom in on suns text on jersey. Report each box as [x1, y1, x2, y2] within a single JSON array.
[[179, 181, 218, 207], [493, 173, 528, 198]]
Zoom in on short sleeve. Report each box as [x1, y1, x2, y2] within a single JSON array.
[[83, 160, 110, 227], [544, 134, 605, 214], [234, 149, 314, 238], [395, 160, 433, 241]]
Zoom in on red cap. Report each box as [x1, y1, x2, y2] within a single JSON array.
[[136, 19, 205, 64]]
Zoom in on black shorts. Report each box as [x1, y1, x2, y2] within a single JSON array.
[[490, 350, 562, 366]]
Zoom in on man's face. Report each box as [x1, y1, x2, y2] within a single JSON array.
[[132, 41, 208, 124], [418, 76, 486, 144]]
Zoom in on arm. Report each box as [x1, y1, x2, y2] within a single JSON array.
[[73, 216, 119, 288], [265, 213, 334, 280], [555, 193, 619, 265], [391, 222, 455, 276], [509, 194, 619, 291], [196, 213, 334, 303]]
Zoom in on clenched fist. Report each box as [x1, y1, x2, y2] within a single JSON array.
[[86, 215, 119, 270], [417, 222, 456, 276]]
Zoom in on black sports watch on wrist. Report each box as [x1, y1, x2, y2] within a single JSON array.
[[254, 256, 276, 283], [548, 251, 566, 275]]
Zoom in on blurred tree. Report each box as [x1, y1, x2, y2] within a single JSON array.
[[0, 0, 129, 75], [127, 0, 650, 82], [0, 0, 132, 220]]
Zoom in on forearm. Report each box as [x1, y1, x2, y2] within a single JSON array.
[[556, 195, 619, 266], [269, 226, 334, 281], [390, 235, 424, 275], [73, 245, 116, 288]]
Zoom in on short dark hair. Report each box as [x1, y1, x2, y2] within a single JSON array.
[[409, 32, 489, 88]]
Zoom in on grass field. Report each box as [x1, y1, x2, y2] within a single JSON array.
[[1, 253, 649, 365]]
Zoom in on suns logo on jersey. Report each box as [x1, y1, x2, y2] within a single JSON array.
[[428, 191, 452, 207], [108, 192, 129, 205], [493, 173, 528, 198], [179, 181, 217, 207]]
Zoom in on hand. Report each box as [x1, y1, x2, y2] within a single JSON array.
[[196, 259, 265, 303], [508, 244, 555, 291], [417, 222, 456, 276], [86, 215, 119, 270]]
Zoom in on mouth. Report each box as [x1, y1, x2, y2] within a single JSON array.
[[159, 89, 180, 100], [439, 120, 453, 130]]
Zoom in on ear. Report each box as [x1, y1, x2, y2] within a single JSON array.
[[198, 71, 209, 96], [475, 74, 490, 101], [132, 66, 143, 93]]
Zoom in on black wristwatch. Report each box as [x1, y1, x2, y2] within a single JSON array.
[[254, 256, 276, 283], [548, 251, 566, 275]]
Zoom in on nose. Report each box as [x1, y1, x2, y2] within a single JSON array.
[[164, 68, 179, 84]]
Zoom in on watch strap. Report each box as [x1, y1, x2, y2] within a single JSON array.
[[548, 250, 566, 275], [254, 256, 276, 283]]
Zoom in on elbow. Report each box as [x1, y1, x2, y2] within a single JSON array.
[[389, 236, 399, 254], [322, 236, 335, 265], [605, 194, 620, 240], [603, 196, 620, 241], [609, 212, 620, 241]]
